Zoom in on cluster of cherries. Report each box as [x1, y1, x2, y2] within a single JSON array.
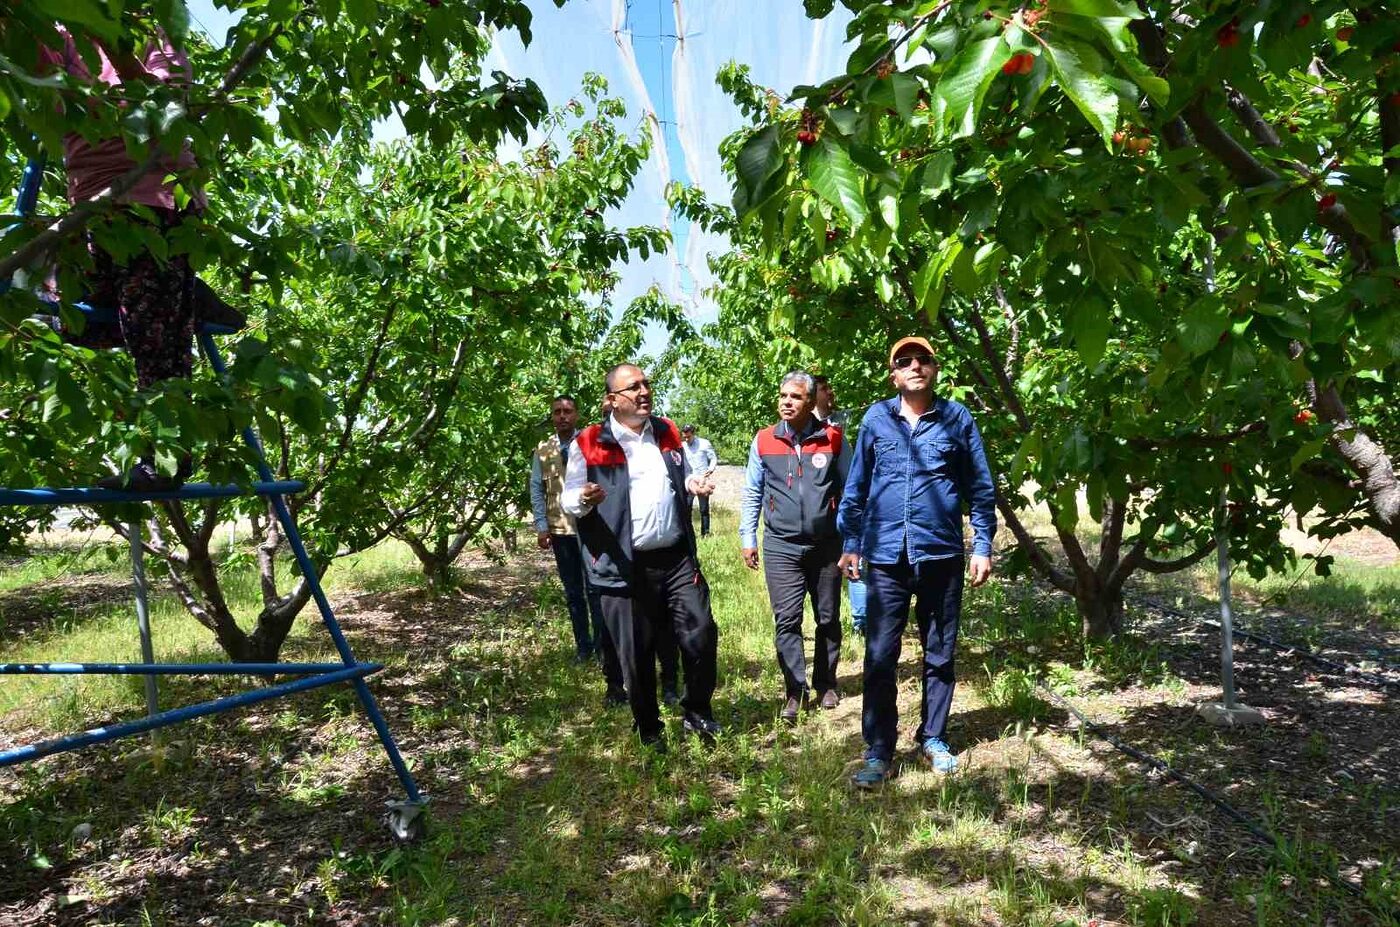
[[796, 108, 820, 146]]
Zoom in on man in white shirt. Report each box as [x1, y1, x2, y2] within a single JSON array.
[[680, 424, 718, 536], [562, 364, 721, 750]]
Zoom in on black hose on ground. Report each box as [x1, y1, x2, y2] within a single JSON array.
[[1033, 681, 1372, 904], [1135, 596, 1400, 694]]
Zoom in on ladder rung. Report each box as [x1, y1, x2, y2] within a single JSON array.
[[0, 480, 305, 506]]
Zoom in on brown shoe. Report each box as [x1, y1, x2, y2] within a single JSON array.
[[780, 696, 800, 725], [819, 689, 840, 710]]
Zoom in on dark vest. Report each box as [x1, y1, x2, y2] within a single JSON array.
[[574, 416, 696, 591], [756, 419, 844, 543]]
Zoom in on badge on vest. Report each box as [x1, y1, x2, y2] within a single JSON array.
[[812, 452, 829, 469], [670, 450, 683, 466]]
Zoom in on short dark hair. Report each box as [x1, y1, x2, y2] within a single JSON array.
[[551, 395, 577, 409], [812, 374, 830, 387], [682, 424, 696, 433], [605, 363, 639, 392]]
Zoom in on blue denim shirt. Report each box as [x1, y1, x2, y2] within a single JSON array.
[[838, 396, 997, 564]]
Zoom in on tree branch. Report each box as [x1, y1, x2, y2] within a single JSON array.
[[0, 23, 288, 280], [1139, 541, 1215, 574], [995, 488, 1075, 592]]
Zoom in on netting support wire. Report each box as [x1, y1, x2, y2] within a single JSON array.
[[1035, 681, 1369, 902], [198, 330, 424, 807], [130, 518, 159, 720], [1217, 487, 1237, 710]]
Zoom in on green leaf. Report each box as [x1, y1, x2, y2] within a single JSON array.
[[733, 126, 785, 217], [889, 72, 922, 120], [1178, 295, 1229, 356], [1069, 292, 1111, 366], [802, 136, 867, 227], [933, 37, 1011, 139], [343, 0, 376, 27], [1042, 37, 1120, 145], [31, 0, 120, 40]]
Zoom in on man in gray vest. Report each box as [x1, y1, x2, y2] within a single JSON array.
[[740, 371, 851, 724]]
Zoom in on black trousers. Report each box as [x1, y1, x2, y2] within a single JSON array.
[[862, 555, 964, 761], [763, 535, 842, 697], [598, 544, 718, 738]]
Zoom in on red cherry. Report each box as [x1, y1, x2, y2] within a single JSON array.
[[1295, 13, 1311, 28], [1018, 53, 1035, 75], [1001, 55, 1022, 76], [1112, 130, 1126, 145], [1294, 409, 1315, 424], [1217, 23, 1240, 47], [825, 229, 839, 243], [1222, 462, 1234, 475], [1318, 193, 1337, 211], [1336, 26, 1354, 42], [797, 129, 817, 146]]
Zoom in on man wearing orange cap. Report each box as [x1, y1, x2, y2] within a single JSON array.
[[838, 337, 996, 789]]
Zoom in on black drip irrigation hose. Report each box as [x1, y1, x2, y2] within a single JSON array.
[[1135, 596, 1400, 695], [1034, 681, 1372, 904]]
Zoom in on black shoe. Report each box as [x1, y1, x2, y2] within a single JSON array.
[[640, 730, 667, 754], [662, 688, 681, 708], [604, 687, 628, 708], [682, 712, 721, 744], [780, 696, 800, 726]]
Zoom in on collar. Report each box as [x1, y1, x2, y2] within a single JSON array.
[[883, 395, 941, 421], [774, 416, 822, 442], [607, 413, 653, 444]]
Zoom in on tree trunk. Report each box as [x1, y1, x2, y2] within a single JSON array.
[[1076, 584, 1125, 640], [399, 531, 458, 593]]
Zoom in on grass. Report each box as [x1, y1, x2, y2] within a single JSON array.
[[1, 507, 1396, 925]]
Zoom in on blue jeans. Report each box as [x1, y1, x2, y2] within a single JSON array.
[[848, 575, 867, 630], [862, 555, 964, 761], [551, 534, 604, 654]]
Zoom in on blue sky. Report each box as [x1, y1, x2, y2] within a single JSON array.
[[187, 0, 854, 353]]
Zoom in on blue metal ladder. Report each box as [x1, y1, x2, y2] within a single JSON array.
[[0, 156, 427, 838]]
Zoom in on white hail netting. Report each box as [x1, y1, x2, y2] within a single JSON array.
[[487, 0, 853, 328]]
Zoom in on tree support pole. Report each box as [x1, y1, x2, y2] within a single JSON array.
[[1197, 487, 1265, 728]]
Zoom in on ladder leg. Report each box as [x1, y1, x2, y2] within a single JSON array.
[[130, 519, 159, 719], [197, 332, 424, 806]]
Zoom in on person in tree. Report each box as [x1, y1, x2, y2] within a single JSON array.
[[36, 20, 204, 489], [680, 424, 717, 537], [562, 364, 720, 751], [839, 337, 996, 789], [740, 371, 851, 724], [530, 394, 627, 705], [814, 374, 865, 636]]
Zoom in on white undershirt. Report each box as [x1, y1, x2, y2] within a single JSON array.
[[562, 415, 686, 551]]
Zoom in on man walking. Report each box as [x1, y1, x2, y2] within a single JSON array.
[[563, 364, 722, 749], [813, 375, 865, 636], [530, 395, 626, 704], [838, 337, 996, 789], [680, 424, 718, 537], [741, 372, 850, 724]]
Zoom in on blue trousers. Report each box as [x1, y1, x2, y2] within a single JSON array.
[[552, 534, 624, 691], [862, 555, 964, 761]]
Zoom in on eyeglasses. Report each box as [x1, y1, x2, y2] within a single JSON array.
[[608, 379, 651, 396], [892, 353, 934, 370]]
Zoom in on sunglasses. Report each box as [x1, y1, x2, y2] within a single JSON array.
[[892, 353, 934, 370]]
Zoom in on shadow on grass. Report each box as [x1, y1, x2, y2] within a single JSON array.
[[8, 549, 1390, 926]]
